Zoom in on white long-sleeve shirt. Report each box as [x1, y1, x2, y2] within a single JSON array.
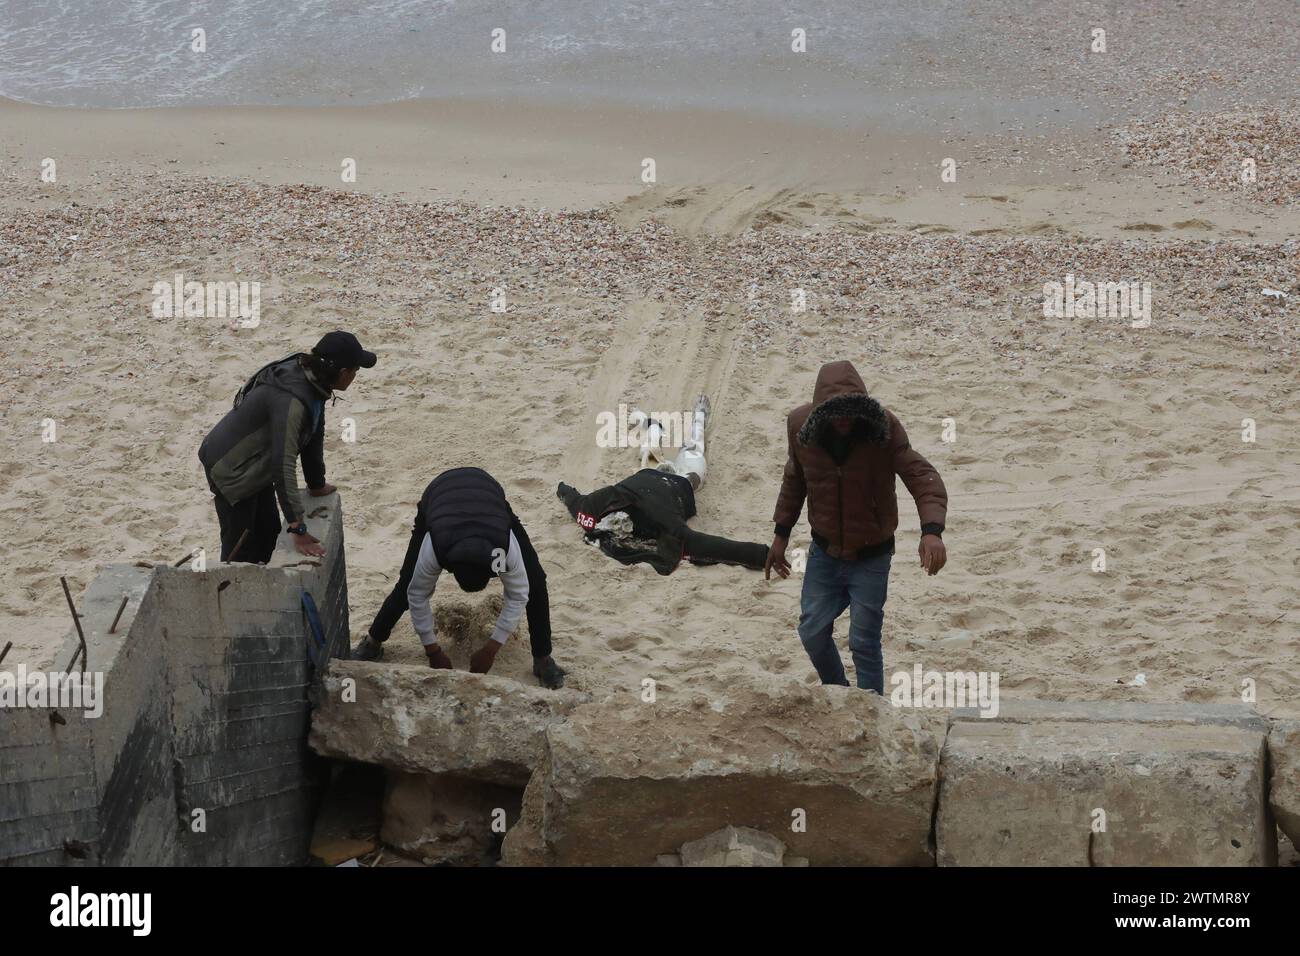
[[406, 531, 529, 647]]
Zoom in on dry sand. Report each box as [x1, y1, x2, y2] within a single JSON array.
[[1, 92, 1297, 720]]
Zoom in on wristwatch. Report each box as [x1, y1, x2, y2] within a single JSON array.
[[286, 522, 308, 536], [921, 523, 944, 538]]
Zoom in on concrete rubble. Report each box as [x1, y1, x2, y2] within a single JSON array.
[[500, 677, 944, 866], [312, 676, 1290, 867], [309, 661, 590, 786], [679, 826, 786, 867], [1266, 719, 1300, 850], [381, 771, 522, 865]]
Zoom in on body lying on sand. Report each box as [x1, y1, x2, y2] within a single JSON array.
[[198, 333, 947, 691]]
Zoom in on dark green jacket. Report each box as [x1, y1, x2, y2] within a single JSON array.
[[198, 355, 329, 522]]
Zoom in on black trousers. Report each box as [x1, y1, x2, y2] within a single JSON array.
[[369, 512, 553, 658], [212, 485, 281, 564]]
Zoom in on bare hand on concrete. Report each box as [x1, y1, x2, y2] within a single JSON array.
[[293, 532, 326, 557], [308, 484, 337, 497], [425, 644, 453, 669]]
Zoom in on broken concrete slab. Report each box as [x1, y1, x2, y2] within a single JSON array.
[[936, 719, 1273, 866], [381, 771, 521, 865], [309, 662, 590, 786], [950, 699, 1268, 732], [501, 678, 944, 866], [1267, 719, 1300, 850], [679, 826, 786, 867]]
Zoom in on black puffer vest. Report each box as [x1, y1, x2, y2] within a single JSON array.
[[418, 467, 513, 570]]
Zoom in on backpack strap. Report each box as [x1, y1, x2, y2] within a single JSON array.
[[232, 353, 301, 408]]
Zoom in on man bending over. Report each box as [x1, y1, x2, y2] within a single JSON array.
[[352, 467, 566, 689]]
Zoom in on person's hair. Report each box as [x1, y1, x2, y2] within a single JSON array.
[[302, 351, 340, 387]]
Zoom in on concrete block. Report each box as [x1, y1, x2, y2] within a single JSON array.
[[950, 699, 1268, 732], [46, 563, 156, 677], [679, 826, 786, 867], [381, 771, 521, 865], [1, 492, 350, 867], [0, 706, 99, 865], [309, 662, 590, 786], [936, 719, 1273, 866], [1267, 719, 1300, 850], [501, 677, 943, 866]]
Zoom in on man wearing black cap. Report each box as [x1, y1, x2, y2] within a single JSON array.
[[198, 331, 377, 565], [353, 467, 567, 690]]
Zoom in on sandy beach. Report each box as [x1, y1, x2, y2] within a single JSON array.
[[1, 1, 1298, 724]]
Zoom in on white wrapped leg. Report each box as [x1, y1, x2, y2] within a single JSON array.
[[670, 394, 710, 487]]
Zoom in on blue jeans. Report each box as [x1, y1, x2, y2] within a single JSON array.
[[797, 542, 892, 693]]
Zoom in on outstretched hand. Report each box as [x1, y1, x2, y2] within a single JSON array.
[[919, 535, 946, 576]]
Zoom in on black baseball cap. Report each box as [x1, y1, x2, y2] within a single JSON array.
[[313, 330, 377, 368]]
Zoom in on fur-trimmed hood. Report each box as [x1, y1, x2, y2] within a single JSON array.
[[796, 360, 890, 447]]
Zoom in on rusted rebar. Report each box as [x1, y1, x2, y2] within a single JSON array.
[[227, 528, 251, 562], [59, 576, 88, 675], [108, 595, 130, 634]]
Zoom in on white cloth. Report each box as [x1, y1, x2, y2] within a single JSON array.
[[406, 530, 529, 646], [594, 511, 634, 537], [631, 399, 708, 483], [661, 403, 708, 485]]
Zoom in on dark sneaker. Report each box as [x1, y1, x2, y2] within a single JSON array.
[[351, 636, 383, 662], [533, 656, 567, 690]]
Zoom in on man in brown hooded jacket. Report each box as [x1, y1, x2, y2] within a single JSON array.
[[766, 360, 948, 693]]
